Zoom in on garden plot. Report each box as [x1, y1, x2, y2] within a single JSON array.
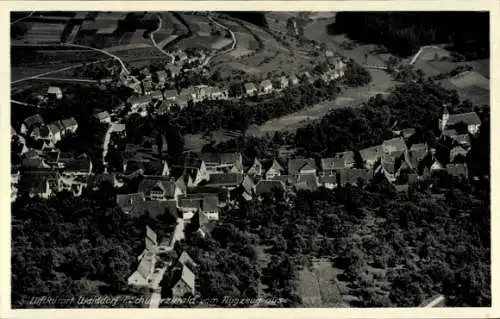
[[228, 32, 259, 58]]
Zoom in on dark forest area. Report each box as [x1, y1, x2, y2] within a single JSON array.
[[329, 12, 489, 59]]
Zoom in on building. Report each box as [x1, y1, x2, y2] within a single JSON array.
[[205, 173, 244, 190], [164, 89, 178, 101], [166, 64, 182, 79], [244, 82, 258, 96], [138, 176, 185, 201], [446, 163, 468, 178], [265, 159, 284, 180], [359, 145, 384, 169], [289, 74, 299, 86], [247, 158, 263, 177], [116, 193, 147, 215], [171, 156, 210, 188], [320, 175, 337, 189], [439, 106, 481, 135], [288, 158, 317, 176], [61, 117, 78, 134], [170, 263, 196, 297], [294, 174, 319, 191], [93, 110, 111, 123], [334, 151, 355, 169], [156, 70, 168, 85], [450, 145, 469, 163], [20, 170, 61, 198], [376, 154, 401, 183], [337, 168, 372, 187], [382, 137, 407, 158], [279, 76, 289, 89], [259, 80, 274, 94], [320, 157, 345, 176], [198, 152, 243, 174], [63, 157, 93, 176], [47, 86, 63, 99], [20, 114, 44, 134], [178, 194, 219, 221], [127, 250, 156, 289]]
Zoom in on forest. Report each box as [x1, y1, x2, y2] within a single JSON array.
[[329, 12, 489, 59]]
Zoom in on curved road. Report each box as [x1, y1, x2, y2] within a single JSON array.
[[151, 15, 175, 64], [202, 16, 237, 67], [62, 42, 130, 75]]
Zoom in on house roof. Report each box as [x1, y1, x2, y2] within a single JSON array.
[[382, 137, 407, 156], [144, 199, 178, 218], [401, 128, 416, 139], [206, 173, 244, 187], [359, 145, 384, 162], [446, 163, 468, 177], [320, 175, 337, 184], [116, 193, 146, 215], [164, 89, 178, 99], [244, 82, 257, 91], [125, 159, 165, 175], [47, 86, 62, 95], [178, 251, 196, 269], [266, 159, 284, 173], [241, 175, 255, 193], [453, 134, 471, 146], [289, 74, 298, 82], [61, 117, 78, 129], [320, 157, 341, 171], [138, 177, 177, 198], [199, 152, 241, 165], [129, 95, 152, 105], [146, 225, 157, 245], [256, 180, 285, 195], [21, 170, 60, 194], [447, 112, 481, 126], [175, 264, 195, 291], [294, 174, 318, 191], [338, 168, 372, 186], [156, 70, 167, 78], [442, 129, 458, 137], [288, 158, 317, 175], [335, 151, 355, 167], [93, 110, 110, 120], [137, 251, 155, 280], [23, 114, 44, 129], [247, 158, 262, 174], [271, 174, 298, 185], [64, 158, 92, 173], [380, 154, 400, 174], [22, 158, 49, 169], [450, 145, 469, 160], [260, 80, 273, 88], [47, 121, 64, 135]]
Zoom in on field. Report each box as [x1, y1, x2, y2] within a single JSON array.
[[173, 14, 227, 51], [439, 70, 490, 106], [296, 260, 347, 307]]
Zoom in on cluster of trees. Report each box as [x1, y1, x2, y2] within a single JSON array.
[[329, 12, 489, 59], [175, 79, 340, 134]]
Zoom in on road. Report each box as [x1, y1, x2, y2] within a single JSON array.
[[202, 16, 237, 67], [151, 14, 176, 64], [11, 58, 112, 85], [33, 77, 102, 84], [62, 42, 130, 75]]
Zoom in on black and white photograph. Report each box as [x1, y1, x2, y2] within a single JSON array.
[[9, 7, 491, 312]]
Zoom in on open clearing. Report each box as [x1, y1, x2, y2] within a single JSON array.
[[296, 260, 347, 307], [439, 70, 490, 105], [248, 69, 395, 137]]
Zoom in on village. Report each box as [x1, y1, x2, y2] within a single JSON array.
[[10, 10, 490, 310]]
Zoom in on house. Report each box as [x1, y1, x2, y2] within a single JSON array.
[[20, 170, 61, 198], [232, 175, 256, 201], [259, 80, 274, 94], [198, 152, 243, 174], [127, 250, 156, 288], [63, 158, 93, 176], [178, 194, 219, 221], [288, 158, 317, 176], [36, 121, 64, 145], [270, 174, 298, 186], [247, 158, 263, 177], [88, 173, 123, 191], [205, 173, 244, 190], [382, 137, 407, 158], [170, 263, 196, 297], [171, 156, 210, 188], [138, 176, 184, 201], [359, 145, 384, 168], [47, 86, 63, 99], [334, 151, 355, 169], [289, 74, 299, 86], [404, 147, 429, 174], [20, 114, 44, 134], [279, 76, 289, 89], [61, 117, 78, 134], [337, 168, 372, 187], [320, 157, 345, 176], [255, 180, 285, 197], [22, 157, 51, 169], [164, 89, 179, 101], [156, 70, 168, 85], [376, 154, 401, 183], [44, 151, 74, 169], [399, 128, 416, 140], [439, 106, 481, 135], [265, 159, 284, 180], [151, 90, 164, 101], [11, 166, 21, 185], [430, 160, 445, 172], [450, 145, 469, 163], [129, 95, 153, 113], [93, 110, 111, 123], [178, 251, 197, 270], [124, 159, 169, 176], [244, 82, 258, 96], [294, 174, 319, 191], [320, 175, 337, 189], [166, 64, 182, 79], [452, 134, 471, 148]]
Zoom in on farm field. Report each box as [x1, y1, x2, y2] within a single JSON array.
[[438, 70, 490, 106], [172, 14, 227, 51]]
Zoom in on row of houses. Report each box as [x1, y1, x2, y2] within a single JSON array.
[[17, 113, 79, 149]]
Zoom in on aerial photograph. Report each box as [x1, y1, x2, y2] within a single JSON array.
[[10, 11, 490, 308]]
